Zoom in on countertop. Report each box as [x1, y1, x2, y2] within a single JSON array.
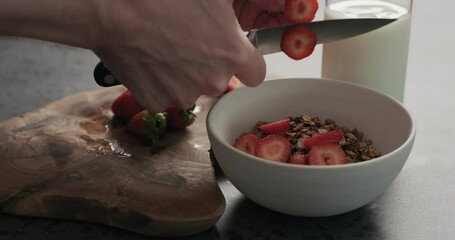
[[1, 1, 454, 239]]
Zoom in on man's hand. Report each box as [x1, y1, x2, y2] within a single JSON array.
[[93, 0, 288, 112], [233, 0, 289, 30], [0, 0, 288, 113]]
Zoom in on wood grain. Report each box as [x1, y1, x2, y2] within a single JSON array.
[[0, 86, 225, 237]]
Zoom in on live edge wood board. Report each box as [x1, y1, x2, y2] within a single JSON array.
[[0, 86, 225, 237]]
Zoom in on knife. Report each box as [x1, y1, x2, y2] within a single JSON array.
[[93, 18, 395, 87]]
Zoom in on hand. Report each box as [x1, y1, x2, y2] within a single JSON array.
[[93, 0, 287, 112], [233, 0, 290, 30], [0, 0, 287, 113]]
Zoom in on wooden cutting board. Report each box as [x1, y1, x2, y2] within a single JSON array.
[[0, 86, 225, 237]]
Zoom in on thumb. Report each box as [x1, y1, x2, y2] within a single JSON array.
[[233, 31, 266, 87]]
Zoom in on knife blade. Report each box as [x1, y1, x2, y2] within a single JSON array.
[[248, 18, 396, 55], [93, 18, 395, 87]]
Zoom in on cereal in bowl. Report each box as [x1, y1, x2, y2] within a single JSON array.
[[233, 113, 381, 165]]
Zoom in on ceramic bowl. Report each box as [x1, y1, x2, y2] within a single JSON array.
[[207, 78, 415, 217]]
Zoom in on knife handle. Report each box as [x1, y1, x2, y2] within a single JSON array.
[[93, 61, 121, 87]]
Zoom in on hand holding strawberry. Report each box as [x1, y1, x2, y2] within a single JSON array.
[[111, 89, 144, 121], [111, 89, 197, 145]]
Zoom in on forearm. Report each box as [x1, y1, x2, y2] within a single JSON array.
[[0, 0, 101, 49]]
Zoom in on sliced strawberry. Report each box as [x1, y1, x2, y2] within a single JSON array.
[[254, 134, 291, 162], [289, 152, 308, 165], [284, 0, 319, 23], [258, 118, 291, 136], [234, 133, 260, 155], [164, 105, 196, 130], [111, 89, 144, 121], [225, 76, 245, 92], [304, 131, 343, 150], [126, 110, 167, 144], [280, 25, 317, 60], [308, 143, 347, 165]]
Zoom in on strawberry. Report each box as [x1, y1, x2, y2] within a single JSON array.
[[284, 0, 319, 23], [111, 89, 144, 121], [254, 134, 291, 162], [258, 118, 291, 136], [234, 133, 260, 155], [304, 131, 343, 150], [289, 152, 308, 164], [164, 105, 197, 130], [225, 76, 245, 92], [308, 143, 347, 165], [280, 25, 317, 60], [126, 110, 167, 144]]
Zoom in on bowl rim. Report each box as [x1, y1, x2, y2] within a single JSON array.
[[207, 77, 416, 170]]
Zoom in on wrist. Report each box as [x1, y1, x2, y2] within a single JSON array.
[[0, 0, 103, 49]]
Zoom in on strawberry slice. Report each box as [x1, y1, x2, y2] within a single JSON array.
[[111, 89, 144, 121], [289, 152, 308, 165], [254, 134, 291, 162], [234, 133, 260, 155], [308, 143, 347, 165], [284, 0, 319, 23], [304, 131, 343, 150], [280, 25, 317, 60], [258, 118, 291, 136], [225, 76, 245, 92]]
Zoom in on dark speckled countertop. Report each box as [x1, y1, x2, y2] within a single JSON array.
[[1, 1, 455, 239]]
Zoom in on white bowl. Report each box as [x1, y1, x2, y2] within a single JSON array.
[[207, 78, 415, 217]]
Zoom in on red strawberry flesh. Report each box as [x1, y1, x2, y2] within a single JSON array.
[[304, 131, 343, 150], [308, 143, 347, 165], [254, 134, 291, 162], [280, 25, 317, 60], [259, 118, 291, 136], [234, 133, 260, 155]]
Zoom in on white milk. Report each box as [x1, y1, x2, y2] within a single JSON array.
[[321, 0, 412, 102]]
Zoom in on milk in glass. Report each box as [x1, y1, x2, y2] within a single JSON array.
[[321, 0, 412, 102]]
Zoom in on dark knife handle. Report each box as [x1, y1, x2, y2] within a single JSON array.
[[93, 61, 121, 87]]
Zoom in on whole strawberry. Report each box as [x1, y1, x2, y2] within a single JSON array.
[[111, 89, 144, 121], [126, 110, 167, 144], [164, 105, 197, 130]]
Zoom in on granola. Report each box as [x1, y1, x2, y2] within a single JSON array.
[[250, 113, 381, 163]]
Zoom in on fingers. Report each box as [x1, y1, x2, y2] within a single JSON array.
[[123, 64, 201, 112], [235, 0, 290, 30], [96, 51, 187, 112], [249, 0, 285, 13], [236, 1, 261, 30]]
